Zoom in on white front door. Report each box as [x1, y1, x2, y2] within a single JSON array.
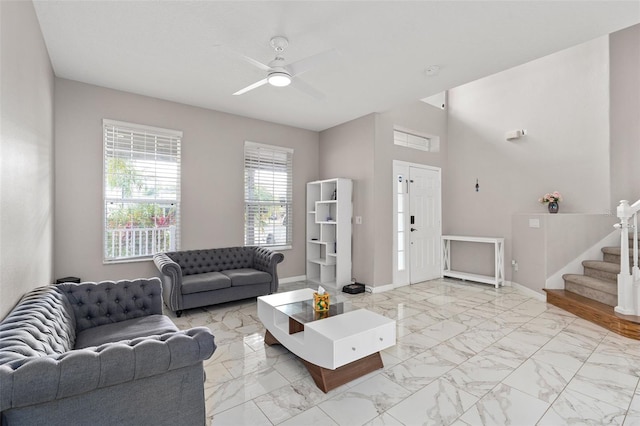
[[409, 166, 441, 283], [393, 162, 441, 286]]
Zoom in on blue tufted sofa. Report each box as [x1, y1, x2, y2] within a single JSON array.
[[153, 246, 284, 316], [0, 278, 216, 426]]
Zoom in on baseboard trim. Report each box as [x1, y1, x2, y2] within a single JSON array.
[[511, 281, 547, 302], [366, 283, 395, 294], [280, 275, 306, 284]]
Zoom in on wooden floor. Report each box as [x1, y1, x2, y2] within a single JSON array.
[[545, 289, 640, 340]]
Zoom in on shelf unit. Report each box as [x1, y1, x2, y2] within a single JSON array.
[[306, 178, 352, 288], [441, 235, 505, 288]]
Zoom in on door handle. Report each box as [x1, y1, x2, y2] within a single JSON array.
[[411, 227, 418, 232]]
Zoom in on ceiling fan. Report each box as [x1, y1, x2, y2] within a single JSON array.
[[229, 36, 338, 100]]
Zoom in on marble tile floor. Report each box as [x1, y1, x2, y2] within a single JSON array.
[[170, 279, 640, 425]]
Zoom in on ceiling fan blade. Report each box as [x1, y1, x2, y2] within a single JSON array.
[[291, 78, 325, 101], [286, 49, 340, 77], [237, 54, 271, 72], [219, 46, 271, 72], [233, 78, 268, 96]]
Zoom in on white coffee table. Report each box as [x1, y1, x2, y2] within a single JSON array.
[[257, 288, 396, 392]]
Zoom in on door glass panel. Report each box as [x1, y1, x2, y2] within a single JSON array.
[[396, 173, 406, 273]]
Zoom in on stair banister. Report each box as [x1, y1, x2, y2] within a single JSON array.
[[634, 205, 639, 279], [615, 199, 640, 315], [630, 200, 640, 282]]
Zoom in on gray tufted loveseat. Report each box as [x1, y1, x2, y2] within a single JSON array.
[[153, 246, 284, 316], [0, 278, 216, 426]]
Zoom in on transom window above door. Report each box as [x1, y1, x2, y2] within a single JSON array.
[[393, 128, 440, 153]]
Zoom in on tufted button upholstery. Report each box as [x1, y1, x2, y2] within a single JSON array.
[[154, 246, 284, 314], [166, 247, 255, 276], [57, 279, 164, 333], [0, 278, 217, 419], [0, 326, 216, 416], [0, 286, 76, 366]]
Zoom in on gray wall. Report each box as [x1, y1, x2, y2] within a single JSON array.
[[54, 79, 319, 282], [610, 24, 640, 206], [512, 214, 616, 294], [0, 1, 55, 318], [445, 36, 611, 281], [319, 101, 447, 287], [319, 114, 375, 285], [373, 102, 447, 286]]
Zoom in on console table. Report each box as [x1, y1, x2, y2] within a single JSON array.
[[442, 235, 504, 288]]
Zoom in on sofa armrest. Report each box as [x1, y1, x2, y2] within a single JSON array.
[[153, 253, 183, 313], [253, 247, 285, 293], [0, 327, 216, 413], [56, 278, 164, 333]]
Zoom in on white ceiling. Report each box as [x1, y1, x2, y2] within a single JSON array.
[[33, 1, 640, 132]]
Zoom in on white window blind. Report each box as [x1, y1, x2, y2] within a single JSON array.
[[244, 141, 293, 249], [103, 119, 182, 262]]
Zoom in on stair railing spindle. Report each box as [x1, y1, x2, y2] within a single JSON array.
[[634, 212, 639, 281]]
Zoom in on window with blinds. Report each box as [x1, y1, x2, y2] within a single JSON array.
[[244, 141, 293, 249], [103, 119, 182, 262]]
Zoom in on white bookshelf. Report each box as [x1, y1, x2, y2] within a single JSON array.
[[306, 178, 352, 288]]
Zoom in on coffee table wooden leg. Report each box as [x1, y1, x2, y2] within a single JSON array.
[[301, 352, 384, 393], [264, 329, 280, 346]]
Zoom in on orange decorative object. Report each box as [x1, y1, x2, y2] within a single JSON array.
[[313, 292, 330, 312], [314, 310, 329, 320]]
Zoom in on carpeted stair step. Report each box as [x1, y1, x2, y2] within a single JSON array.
[[563, 273, 617, 307], [553, 232, 639, 324], [582, 260, 619, 282], [600, 234, 638, 260], [602, 246, 634, 264], [601, 247, 637, 271], [610, 235, 640, 249]]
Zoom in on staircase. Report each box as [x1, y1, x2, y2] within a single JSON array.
[[545, 199, 640, 339], [560, 234, 635, 307]]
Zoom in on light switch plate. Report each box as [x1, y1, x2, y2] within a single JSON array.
[[355, 216, 363, 224], [529, 218, 540, 228]]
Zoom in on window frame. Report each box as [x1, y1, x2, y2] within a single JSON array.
[[393, 127, 440, 153], [102, 119, 182, 263], [243, 141, 293, 250]]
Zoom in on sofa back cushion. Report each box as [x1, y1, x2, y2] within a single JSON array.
[[0, 286, 76, 367], [167, 247, 255, 276], [57, 279, 164, 333]]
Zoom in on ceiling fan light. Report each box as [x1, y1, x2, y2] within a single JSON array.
[[267, 72, 291, 87]]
